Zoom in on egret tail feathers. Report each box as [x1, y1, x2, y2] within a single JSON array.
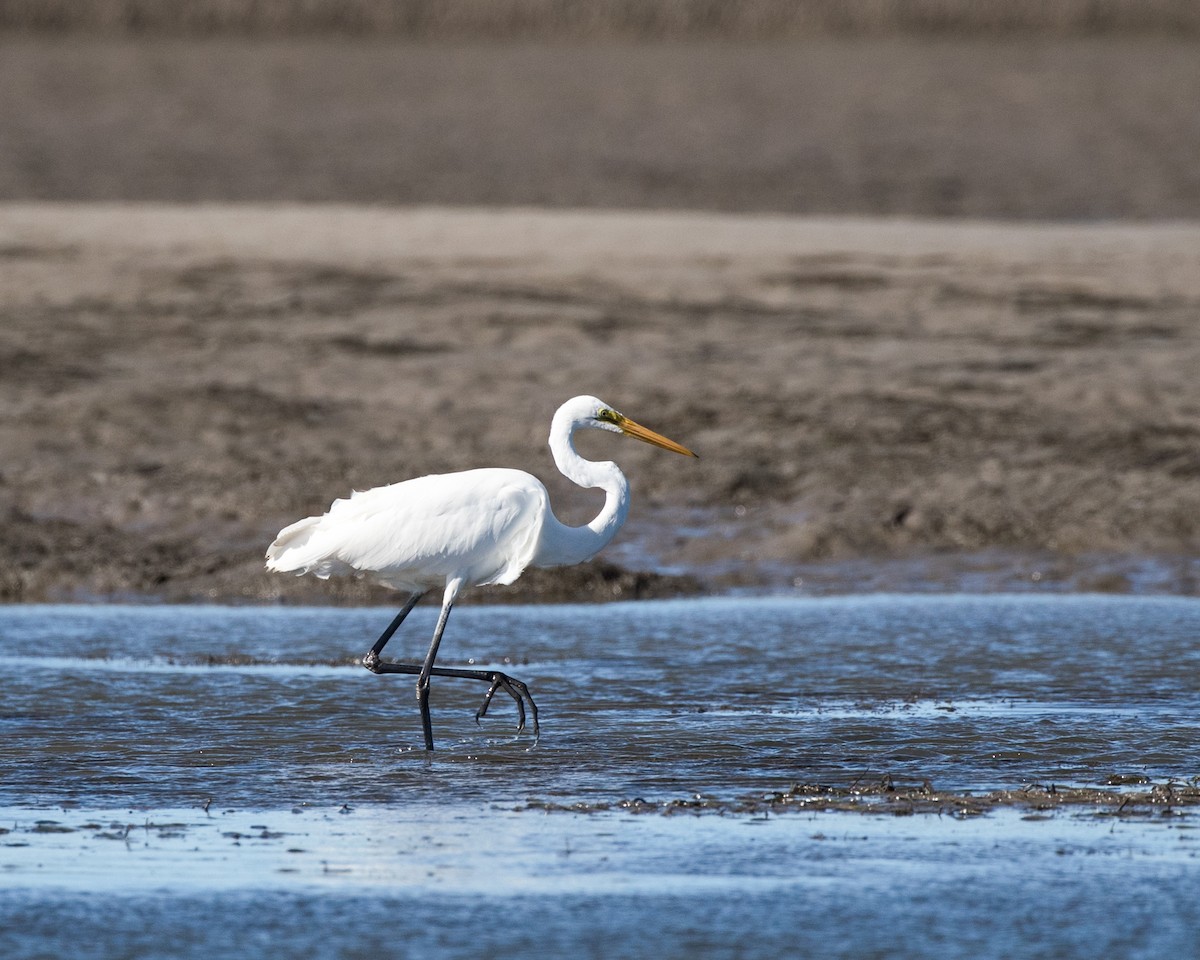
[[265, 515, 328, 574]]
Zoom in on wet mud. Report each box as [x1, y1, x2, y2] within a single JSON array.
[[1, 208, 1198, 602]]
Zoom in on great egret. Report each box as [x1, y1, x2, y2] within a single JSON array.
[[266, 395, 697, 750]]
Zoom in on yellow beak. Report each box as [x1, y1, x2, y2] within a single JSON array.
[[617, 415, 699, 458]]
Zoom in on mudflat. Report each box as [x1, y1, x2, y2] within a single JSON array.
[[2, 205, 1198, 601]]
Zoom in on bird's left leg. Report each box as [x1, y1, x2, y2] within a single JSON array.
[[367, 662, 539, 739], [397, 663, 539, 739], [472, 672, 539, 738], [361, 591, 425, 673], [361, 591, 456, 750]]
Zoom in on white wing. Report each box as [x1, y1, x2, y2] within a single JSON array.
[[266, 468, 549, 592]]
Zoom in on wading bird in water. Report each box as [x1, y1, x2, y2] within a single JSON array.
[[266, 395, 697, 750]]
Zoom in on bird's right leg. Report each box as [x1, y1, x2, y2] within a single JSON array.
[[361, 591, 425, 673], [412, 583, 460, 751]]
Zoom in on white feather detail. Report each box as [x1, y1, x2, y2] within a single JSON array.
[[266, 468, 548, 592]]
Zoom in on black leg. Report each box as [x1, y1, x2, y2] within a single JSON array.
[[361, 591, 425, 670], [413, 599, 454, 750], [361, 585, 539, 748], [368, 660, 539, 742]]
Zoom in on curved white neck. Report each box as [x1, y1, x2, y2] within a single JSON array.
[[532, 414, 630, 569]]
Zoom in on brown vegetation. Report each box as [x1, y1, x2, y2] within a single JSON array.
[[522, 776, 1200, 816]]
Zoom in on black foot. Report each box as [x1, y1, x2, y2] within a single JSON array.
[[362, 652, 539, 742], [475, 671, 540, 742]]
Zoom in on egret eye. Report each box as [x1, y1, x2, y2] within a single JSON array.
[[596, 407, 622, 425]]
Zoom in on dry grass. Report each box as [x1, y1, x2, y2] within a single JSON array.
[[2, 0, 1199, 37]]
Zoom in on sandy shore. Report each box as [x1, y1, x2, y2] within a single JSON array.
[[2, 204, 1198, 601]]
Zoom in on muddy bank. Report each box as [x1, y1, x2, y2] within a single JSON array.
[[1, 206, 1198, 602]]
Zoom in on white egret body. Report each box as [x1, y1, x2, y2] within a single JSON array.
[[266, 395, 697, 750]]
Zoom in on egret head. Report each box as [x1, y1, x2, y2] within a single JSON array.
[[560, 395, 698, 458]]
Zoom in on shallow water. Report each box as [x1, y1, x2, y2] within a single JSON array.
[[3, 801, 1199, 959], [1, 596, 1199, 957], [3, 596, 1198, 806]]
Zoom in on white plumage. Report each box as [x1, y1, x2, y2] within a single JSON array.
[[265, 395, 697, 750], [267, 469, 546, 592]]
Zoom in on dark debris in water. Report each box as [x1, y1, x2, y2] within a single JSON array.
[[2, 818, 291, 844], [222, 829, 288, 841], [519, 777, 1200, 819], [31, 821, 76, 833]]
